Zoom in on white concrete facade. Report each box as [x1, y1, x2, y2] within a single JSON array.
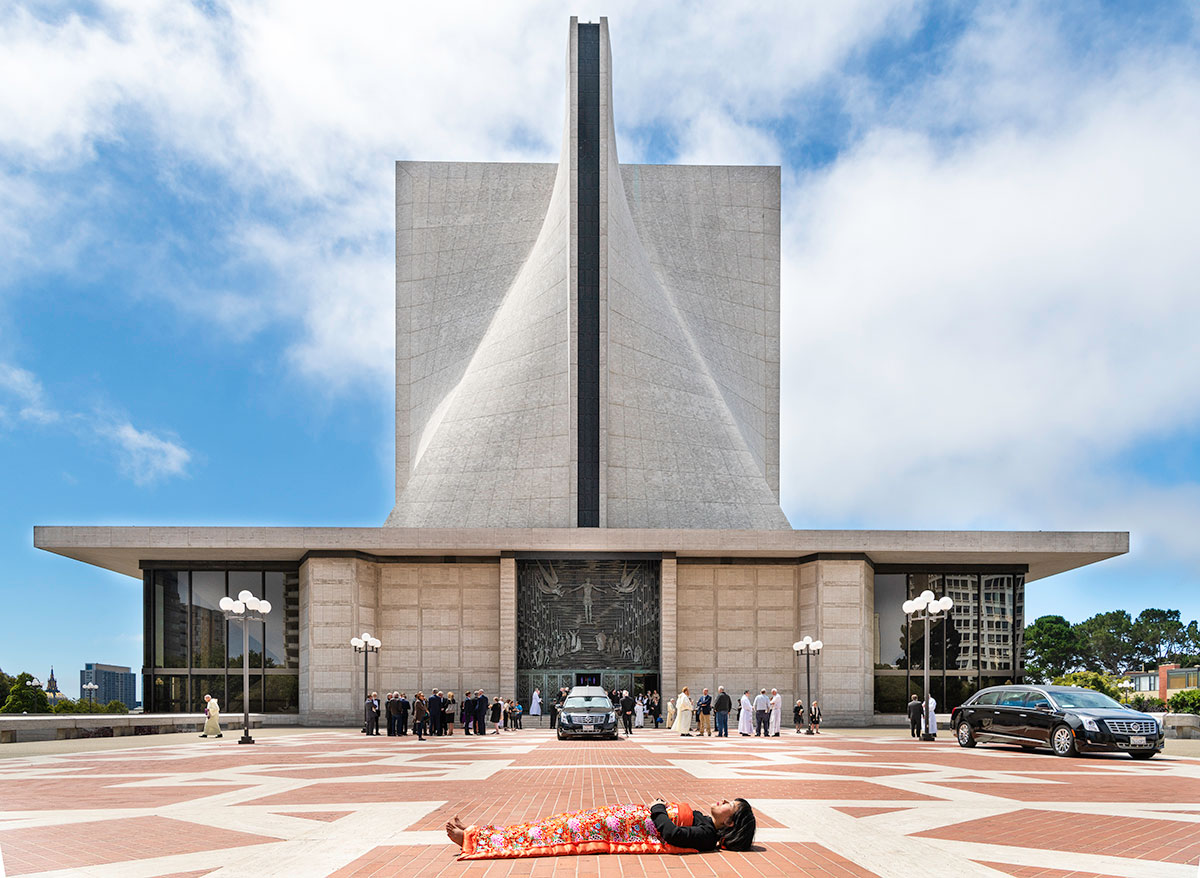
[[387, 17, 788, 530]]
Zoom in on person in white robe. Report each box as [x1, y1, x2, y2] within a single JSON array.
[[671, 687, 694, 736], [199, 693, 222, 738], [634, 695, 645, 727], [530, 688, 542, 716], [738, 690, 754, 735], [666, 697, 676, 729], [768, 689, 783, 736], [925, 694, 938, 738]]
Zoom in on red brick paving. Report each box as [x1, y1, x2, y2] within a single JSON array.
[[327, 842, 878, 877], [272, 810, 354, 822], [973, 863, 1128, 878], [0, 815, 280, 876], [935, 773, 1200, 802], [917, 808, 1200, 865], [835, 806, 913, 818], [238, 774, 939, 809], [0, 778, 250, 811]]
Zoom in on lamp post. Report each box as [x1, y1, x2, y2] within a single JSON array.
[[903, 589, 954, 742], [82, 682, 98, 704], [351, 633, 381, 732], [219, 590, 272, 745], [793, 637, 822, 734]]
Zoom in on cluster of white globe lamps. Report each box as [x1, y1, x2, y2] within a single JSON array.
[[218, 591, 272, 616], [902, 590, 954, 616], [351, 634, 381, 651]]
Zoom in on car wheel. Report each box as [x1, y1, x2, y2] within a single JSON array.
[[1051, 724, 1077, 757], [956, 721, 976, 748], [1129, 750, 1156, 760]]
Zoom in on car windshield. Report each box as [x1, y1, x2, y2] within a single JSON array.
[[1049, 690, 1123, 710], [564, 696, 610, 709]]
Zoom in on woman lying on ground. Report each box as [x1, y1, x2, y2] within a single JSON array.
[[445, 796, 756, 860]]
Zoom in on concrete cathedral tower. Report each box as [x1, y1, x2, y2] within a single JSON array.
[[387, 18, 789, 530]]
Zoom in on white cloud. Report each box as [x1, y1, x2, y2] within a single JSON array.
[[0, 0, 920, 388], [0, 362, 59, 424], [779, 13, 1200, 575], [98, 420, 191, 485]]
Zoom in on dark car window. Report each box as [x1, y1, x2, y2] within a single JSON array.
[[973, 691, 1000, 705], [1047, 689, 1123, 710], [563, 696, 611, 709], [997, 690, 1027, 707], [1024, 692, 1051, 710]]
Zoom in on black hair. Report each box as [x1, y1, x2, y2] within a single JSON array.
[[717, 798, 756, 852]]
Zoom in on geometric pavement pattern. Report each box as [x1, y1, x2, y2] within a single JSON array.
[[0, 728, 1197, 877]]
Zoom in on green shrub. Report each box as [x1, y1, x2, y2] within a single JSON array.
[[1129, 695, 1167, 713], [1167, 688, 1200, 715], [1052, 671, 1121, 700]]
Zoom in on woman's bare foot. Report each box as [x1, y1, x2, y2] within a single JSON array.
[[445, 815, 466, 847]]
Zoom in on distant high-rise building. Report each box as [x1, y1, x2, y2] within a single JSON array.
[[81, 663, 137, 709]]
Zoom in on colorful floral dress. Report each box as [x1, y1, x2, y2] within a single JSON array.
[[459, 802, 699, 860]]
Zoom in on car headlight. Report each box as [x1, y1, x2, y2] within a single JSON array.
[[1081, 718, 1099, 732], [607, 712, 616, 722]]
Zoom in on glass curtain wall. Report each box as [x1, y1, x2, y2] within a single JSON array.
[[873, 570, 1025, 714], [144, 566, 300, 713]]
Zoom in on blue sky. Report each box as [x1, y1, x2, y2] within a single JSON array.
[[2, 1, 1199, 699]]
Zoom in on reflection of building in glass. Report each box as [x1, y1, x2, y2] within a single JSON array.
[[143, 568, 300, 714], [871, 571, 1025, 714]]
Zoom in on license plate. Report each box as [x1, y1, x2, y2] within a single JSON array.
[[1130, 735, 1147, 745], [582, 724, 594, 732]]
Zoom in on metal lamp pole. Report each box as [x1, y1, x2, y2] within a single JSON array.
[[219, 590, 272, 745], [903, 590, 954, 742], [793, 637, 822, 734], [351, 633, 381, 732], [82, 682, 98, 704]]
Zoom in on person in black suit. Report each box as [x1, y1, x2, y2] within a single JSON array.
[[619, 690, 636, 736], [906, 693, 922, 738], [428, 691, 443, 736], [397, 693, 410, 735], [385, 692, 399, 736], [474, 689, 488, 737], [462, 693, 475, 734], [364, 692, 381, 736]]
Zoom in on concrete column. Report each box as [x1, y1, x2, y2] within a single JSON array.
[[499, 556, 517, 697], [661, 554, 677, 699], [812, 559, 874, 726]]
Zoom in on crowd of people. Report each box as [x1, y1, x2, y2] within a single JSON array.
[[361, 690, 526, 740], [539, 685, 822, 737]]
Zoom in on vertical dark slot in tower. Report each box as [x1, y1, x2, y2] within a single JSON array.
[[577, 23, 601, 527]]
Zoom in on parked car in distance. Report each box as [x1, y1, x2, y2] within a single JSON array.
[[950, 684, 1164, 758], [556, 686, 619, 740]]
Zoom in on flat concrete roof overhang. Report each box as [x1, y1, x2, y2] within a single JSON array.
[[34, 526, 1128, 583]]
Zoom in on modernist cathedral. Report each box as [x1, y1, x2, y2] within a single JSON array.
[[36, 19, 1125, 724]]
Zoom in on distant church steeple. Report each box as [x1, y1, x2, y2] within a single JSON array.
[[45, 667, 64, 704]]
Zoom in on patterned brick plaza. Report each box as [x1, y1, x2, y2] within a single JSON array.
[[0, 726, 1196, 877]]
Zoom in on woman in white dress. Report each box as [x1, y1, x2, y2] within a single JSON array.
[[738, 690, 754, 736], [634, 695, 645, 728], [671, 687, 694, 736], [199, 693, 222, 738]]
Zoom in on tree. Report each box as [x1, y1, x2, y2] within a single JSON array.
[[103, 700, 129, 715], [0, 667, 14, 707], [1023, 615, 1079, 682], [0, 673, 51, 714], [1076, 610, 1136, 675], [1052, 671, 1121, 700], [1132, 608, 1185, 666]]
